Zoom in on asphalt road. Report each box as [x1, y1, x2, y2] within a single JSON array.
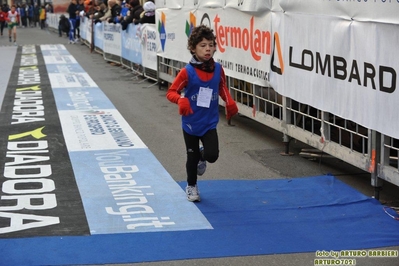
[[3, 26, 398, 266]]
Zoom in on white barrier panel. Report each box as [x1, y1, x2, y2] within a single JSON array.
[[80, 16, 87, 41], [141, 24, 158, 71], [94, 22, 103, 50], [121, 23, 142, 65], [103, 23, 122, 57], [47, 13, 61, 29], [279, 0, 399, 24], [86, 18, 93, 46], [269, 12, 399, 140]]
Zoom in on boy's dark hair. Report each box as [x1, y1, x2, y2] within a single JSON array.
[[187, 25, 216, 55]]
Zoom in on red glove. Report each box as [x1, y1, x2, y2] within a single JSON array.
[[226, 102, 238, 120], [178, 97, 193, 116]]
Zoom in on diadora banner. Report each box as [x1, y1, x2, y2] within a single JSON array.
[[157, 0, 399, 139]]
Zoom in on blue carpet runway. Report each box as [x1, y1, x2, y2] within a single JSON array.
[[0, 45, 398, 266]]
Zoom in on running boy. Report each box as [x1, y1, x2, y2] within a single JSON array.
[[166, 25, 238, 202], [7, 5, 19, 45]]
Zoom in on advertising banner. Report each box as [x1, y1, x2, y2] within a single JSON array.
[[157, 7, 273, 86], [94, 22, 103, 50], [278, 0, 399, 24], [121, 24, 143, 65], [80, 16, 87, 41], [103, 23, 122, 57], [156, 8, 190, 62], [141, 24, 158, 71], [269, 12, 399, 139]]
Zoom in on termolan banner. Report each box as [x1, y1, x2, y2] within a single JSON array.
[[157, 7, 273, 87], [269, 12, 399, 139]]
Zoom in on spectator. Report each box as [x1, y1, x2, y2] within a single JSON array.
[[120, 0, 129, 20], [2, 4, 10, 12], [45, 4, 53, 13], [137, 1, 155, 24], [84, 0, 94, 14], [58, 14, 70, 37], [67, 0, 78, 43], [75, 0, 84, 40], [27, 4, 33, 27], [120, 0, 142, 30], [33, 3, 40, 27], [20, 4, 27, 27], [99, 1, 111, 23], [107, 0, 121, 24], [0, 7, 6, 36], [92, 3, 107, 23], [39, 5, 46, 29]]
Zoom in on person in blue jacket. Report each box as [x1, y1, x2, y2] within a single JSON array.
[[67, 0, 78, 43], [27, 4, 34, 27], [19, 4, 26, 27]]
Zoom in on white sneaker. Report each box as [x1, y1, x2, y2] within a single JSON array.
[[186, 185, 200, 202], [13, 42, 17, 46], [68, 40, 75, 44]]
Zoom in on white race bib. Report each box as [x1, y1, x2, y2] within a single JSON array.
[[196, 87, 212, 108]]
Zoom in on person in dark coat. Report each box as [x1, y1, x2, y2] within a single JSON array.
[[58, 14, 70, 37], [107, 0, 121, 23], [120, 0, 142, 30]]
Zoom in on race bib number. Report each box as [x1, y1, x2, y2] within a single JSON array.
[[197, 87, 212, 108]]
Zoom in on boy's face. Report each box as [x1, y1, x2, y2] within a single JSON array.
[[191, 38, 216, 62]]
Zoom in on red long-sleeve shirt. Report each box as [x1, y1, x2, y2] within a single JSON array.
[[166, 66, 235, 105]]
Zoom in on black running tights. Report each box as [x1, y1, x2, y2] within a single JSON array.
[[183, 129, 219, 186]]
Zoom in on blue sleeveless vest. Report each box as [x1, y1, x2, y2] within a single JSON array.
[[182, 63, 221, 136]]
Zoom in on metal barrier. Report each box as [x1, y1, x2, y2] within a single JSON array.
[[380, 135, 399, 188]]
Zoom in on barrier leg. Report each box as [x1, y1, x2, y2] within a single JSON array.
[[280, 134, 294, 156]]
